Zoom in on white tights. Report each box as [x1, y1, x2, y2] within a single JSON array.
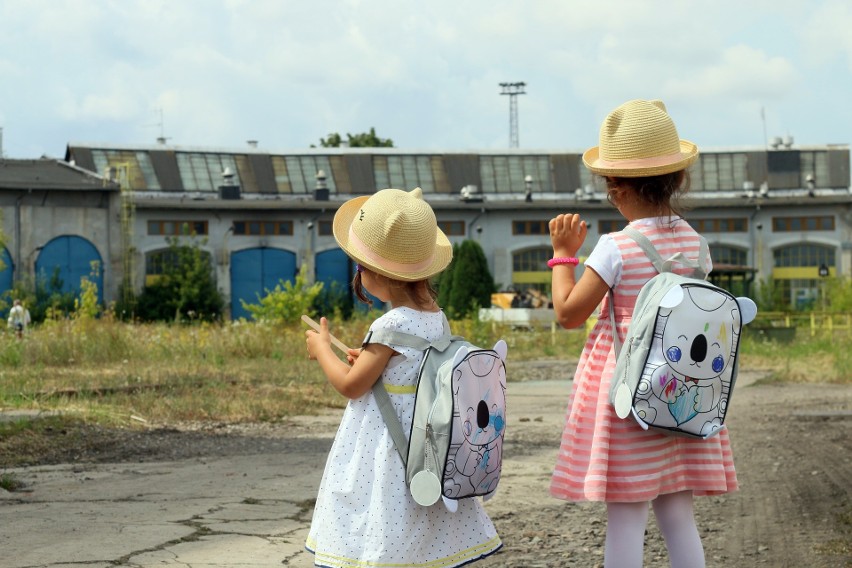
[[604, 491, 705, 568]]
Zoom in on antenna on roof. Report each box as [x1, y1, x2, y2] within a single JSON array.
[[148, 107, 171, 145]]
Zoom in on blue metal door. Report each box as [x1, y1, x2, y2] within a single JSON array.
[[230, 247, 296, 320], [0, 247, 13, 299], [315, 248, 381, 310], [35, 236, 103, 303]]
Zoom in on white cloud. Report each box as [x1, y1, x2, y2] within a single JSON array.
[[800, 0, 852, 69], [663, 45, 798, 102], [0, 0, 849, 156]]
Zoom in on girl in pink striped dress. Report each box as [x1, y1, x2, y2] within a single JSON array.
[[548, 100, 736, 568]]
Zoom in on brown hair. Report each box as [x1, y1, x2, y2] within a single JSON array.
[[353, 270, 438, 310], [605, 169, 691, 219]]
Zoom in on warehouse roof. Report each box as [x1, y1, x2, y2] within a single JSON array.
[[0, 158, 118, 191]]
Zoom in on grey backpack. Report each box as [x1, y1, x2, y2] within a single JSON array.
[[364, 314, 508, 511], [608, 227, 757, 439]]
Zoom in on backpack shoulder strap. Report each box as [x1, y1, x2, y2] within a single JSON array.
[[372, 383, 410, 467], [609, 226, 711, 356], [608, 290, 622, 358], [362, 312, 454, 352], [365, 311, 455, 467], [622, 225, 709, 279]]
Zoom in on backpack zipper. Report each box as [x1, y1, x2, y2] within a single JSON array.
[[424, 423, 436, 473]]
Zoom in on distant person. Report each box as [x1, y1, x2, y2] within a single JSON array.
[[548, 100, 736, 568], [8, 299, 31, 338], [304, 188, 501, 567]]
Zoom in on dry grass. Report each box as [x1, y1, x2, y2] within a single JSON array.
[[0, 316, 586, 426], [740, 331, 851, 384], [0, 316, 846, 427]]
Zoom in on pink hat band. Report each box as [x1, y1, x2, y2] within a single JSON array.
[[594, 150, 685, 170], [348, 226, 437, 273]]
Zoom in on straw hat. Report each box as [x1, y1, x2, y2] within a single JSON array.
[[582, 99, 699, 177], [332, 187, 452, 281]]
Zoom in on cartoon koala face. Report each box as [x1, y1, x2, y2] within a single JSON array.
[[454, 352, 506, 447], [659, 285, 743, 380]]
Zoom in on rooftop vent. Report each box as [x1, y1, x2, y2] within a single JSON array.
[[314, 169, 329, 201], [460, 184, 484, 202], [219, 167, 241, 199]]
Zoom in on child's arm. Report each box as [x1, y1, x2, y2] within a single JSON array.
[[549, 213, 609, 329], [305, 316, 395, 399]]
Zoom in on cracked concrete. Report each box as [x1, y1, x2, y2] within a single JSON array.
[[2, 434, 328, 567], [4, 372, 850, 567]]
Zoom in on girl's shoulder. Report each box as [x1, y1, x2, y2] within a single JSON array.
[[613, 217, 699, 243], [370, 307, 444, 334]]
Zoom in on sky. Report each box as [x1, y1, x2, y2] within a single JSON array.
[[1, 0, 851, 159]]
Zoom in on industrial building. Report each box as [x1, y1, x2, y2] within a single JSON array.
[[0, 141, 849, 318]]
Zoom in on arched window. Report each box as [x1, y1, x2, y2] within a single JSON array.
[[773, 243, 835, 268], [513, 247, 550, 272], [707, 245, 753, 297], [145, 248, 213, 285], [709, 245, 748, 266], [771, 243, 836, 310], [511, 247, 553, 295]]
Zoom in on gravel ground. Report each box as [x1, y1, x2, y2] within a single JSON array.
[[3, 360, 851, 567]]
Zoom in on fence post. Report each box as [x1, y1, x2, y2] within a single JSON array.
[[810, 312, 816, 337]]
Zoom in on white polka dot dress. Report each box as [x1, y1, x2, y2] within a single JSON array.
[[305, 307, 502, 567]]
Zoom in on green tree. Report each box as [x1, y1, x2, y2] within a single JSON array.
[[447, 240, 495, 318], [823, 276, 852, 312], [753, 277, 787, 312], [436, 242, 460, 311], [315, 127, 394, 148], [135, 234, 223, 322], [242, 264, 324, 323]]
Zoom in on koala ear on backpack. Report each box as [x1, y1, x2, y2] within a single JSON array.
[[736, 297, 758, 325], [451, 345, 470, 368], [492, 339, 508, 362], [659, 285, 684, 309]]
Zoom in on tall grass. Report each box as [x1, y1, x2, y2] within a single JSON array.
[[0, 316, 845, 426], [740, 330, 851, 384]]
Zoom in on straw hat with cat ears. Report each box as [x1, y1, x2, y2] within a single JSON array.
[[333, 187, 452, 281], [583, 99, 699, 178]]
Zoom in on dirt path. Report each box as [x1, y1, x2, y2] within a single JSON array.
[[2, 364, 850, 567], [480, 368, 852, 567]]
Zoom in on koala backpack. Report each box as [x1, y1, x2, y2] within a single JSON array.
[[608, 227, 758, 439], [364, 313, 508, 512]]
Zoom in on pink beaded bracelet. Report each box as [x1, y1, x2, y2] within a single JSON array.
[[547, 257, 579, 268]]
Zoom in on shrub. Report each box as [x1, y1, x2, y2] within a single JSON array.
[[135, 235, 223, 322], [242, 264, 323, 323], [312, 280, 353, 321]]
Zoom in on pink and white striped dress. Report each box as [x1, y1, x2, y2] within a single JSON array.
[[550, 218, 738, 503]]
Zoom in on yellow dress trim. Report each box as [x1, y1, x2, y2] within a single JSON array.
[[306, 534, 502, 567], [381, 384, 417, 395]]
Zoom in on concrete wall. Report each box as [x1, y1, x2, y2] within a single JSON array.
[[0, 190, 122, 300]]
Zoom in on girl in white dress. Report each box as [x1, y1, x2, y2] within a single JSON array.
[[304, 187, 501, 567]]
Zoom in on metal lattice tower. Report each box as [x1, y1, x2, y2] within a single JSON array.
[[499, 82, 526, 148]]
